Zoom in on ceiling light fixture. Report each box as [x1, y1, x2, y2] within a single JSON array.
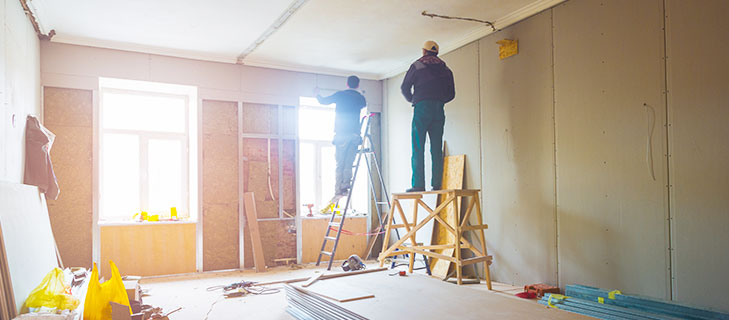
[[237, 0, 309, 64]]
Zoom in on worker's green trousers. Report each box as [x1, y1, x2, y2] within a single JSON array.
[[411, 100, 445, 189]]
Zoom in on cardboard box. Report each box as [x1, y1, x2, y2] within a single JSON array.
[[123, 279, 140, 302]]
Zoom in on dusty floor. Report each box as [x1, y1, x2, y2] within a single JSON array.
[[140, 261, 531, 319]]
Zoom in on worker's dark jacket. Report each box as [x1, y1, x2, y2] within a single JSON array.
[[316, 89, 367, 136], [400, 55, 455, 105]]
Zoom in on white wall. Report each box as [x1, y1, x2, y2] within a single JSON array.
[[40, 42, 382, 110], [384, 0, 729, 312], [1, 0, 41, 183]]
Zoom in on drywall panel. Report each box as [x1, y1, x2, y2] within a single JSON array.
[[40, 41, 383, 109], [383, 73, 413, 193], [301, 217, 367, 263], [440, 42, 481, 190], [43, 87, 93, 268], [553, 0, 669, 298], [0, 182, 59, 313], [666, 0, 729, 311], [202, 100, 239, 271], [478, 10, 557, 286], [100, 223, 196, 279], [2, 0, 40, 183]]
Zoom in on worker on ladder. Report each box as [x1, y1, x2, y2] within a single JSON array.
[[315, 75, 367, 205], [401, 40, 455, 192]]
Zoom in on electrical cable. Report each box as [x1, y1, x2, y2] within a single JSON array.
[[421, 11, 496, 31]]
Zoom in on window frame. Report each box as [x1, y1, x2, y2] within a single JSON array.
[[98, 87, 191, 222]]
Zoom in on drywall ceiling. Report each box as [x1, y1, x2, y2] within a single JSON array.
[[31, 0, 563, 79]]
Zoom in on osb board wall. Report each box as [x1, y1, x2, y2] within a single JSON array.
[[554, 0, 669, 299], [202, 100, 240, 271], [100, 223, 195, 279], [259, 220, 296, 266], [241, 103, 278, 134], [43, 87, 93, 268], [666, 0, 729, 310], [478, 11, 558, 286], [301, 217, 367, 263], [242, 138, 280, 219]]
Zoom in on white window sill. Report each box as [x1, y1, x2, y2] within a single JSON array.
[[99, 220, 197, 226]]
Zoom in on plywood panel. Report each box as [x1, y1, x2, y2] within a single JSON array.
[[259, 220, 296, 267], [665, 0, 729, 311], [553, 0, 669, 298], [477, 10, 558, 286], [100, 223, 196, 279], [202, 100, 240, 271], [241, 103, 278, 134], [43, 87, 93, 268], [301, 217, 367, 263], [430, 155, 465, 278]]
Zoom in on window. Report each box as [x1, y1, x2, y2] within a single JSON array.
[[99, 78, 197, 222], [298, 97, 368, 215]]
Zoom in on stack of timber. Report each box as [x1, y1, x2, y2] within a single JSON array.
[[538, 285, 729, 320]]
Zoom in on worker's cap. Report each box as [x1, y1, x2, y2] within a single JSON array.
[[423, 40, 439, 53]]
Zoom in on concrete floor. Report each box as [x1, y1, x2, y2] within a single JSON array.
[[139, 262, 532, 320]]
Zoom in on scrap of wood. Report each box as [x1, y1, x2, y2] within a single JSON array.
[[256, 267, 387, 286], [430, 154, 465, 279], [243, 192, 267, 272], [299, 282, 374, 302], [301, 273, 324, 287]]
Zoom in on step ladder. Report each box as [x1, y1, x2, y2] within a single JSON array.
[[316, 113, 430, 274]]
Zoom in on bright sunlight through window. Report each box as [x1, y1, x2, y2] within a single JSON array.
[[99, 78, 197, 222], [298, 97, 368, 215]]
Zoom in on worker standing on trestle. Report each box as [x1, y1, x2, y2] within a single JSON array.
[[400, 40, 455, 192]]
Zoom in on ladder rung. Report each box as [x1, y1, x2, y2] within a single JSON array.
[[325, 236, 337, 241], [329, 222, 340, 227], [321, 251, 332, 256], [375, 201, 389, 205]]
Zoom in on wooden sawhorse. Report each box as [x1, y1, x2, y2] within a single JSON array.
[[378, 189, 492, 288]]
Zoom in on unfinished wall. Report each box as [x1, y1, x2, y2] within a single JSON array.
[[666, 0, 729, 310], [384, 0, 729, 311], [553, 0, 669, 298], [478, 10, 558, 286], [202, 100, 240, 271], [40, 41, 383, 271], [1, 0, 41, 183], [43, 87, 93, 268]]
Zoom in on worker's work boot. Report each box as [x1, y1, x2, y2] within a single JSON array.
[[406, 187, 425, 192]]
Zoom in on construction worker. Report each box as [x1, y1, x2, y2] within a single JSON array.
[[316, 75, 367, 202], [401, 40, 455, 192]]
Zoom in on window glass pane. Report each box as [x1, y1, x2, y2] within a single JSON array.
[[148, 139, 183, 216], [320, 145, 335, 207], [299, 142, 315, 215], [101, 133, 139, 220], [102, 92, 186, 133], [299, 106, 334, 141]]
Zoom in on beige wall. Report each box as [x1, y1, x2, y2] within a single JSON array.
[[666, 0, 729, 309], [384, 0, 729, 311], [1, 0, 41, 183]]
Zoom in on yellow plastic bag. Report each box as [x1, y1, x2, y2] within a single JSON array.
[[83, 261, 131, 320], [24, 268, 80, 311]]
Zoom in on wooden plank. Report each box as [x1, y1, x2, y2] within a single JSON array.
[[256, 267, 388, 286], [297, 281, 374, 303], [431, 155, 465, 279], [100, 223, 196, 279], [243, 192, 267, 272], [301, 273, 324, 288], [0, 182, 59, 314], [462, 225, 489, 231]]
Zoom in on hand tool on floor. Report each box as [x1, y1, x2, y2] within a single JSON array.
[[341, 254, 366, 272]]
